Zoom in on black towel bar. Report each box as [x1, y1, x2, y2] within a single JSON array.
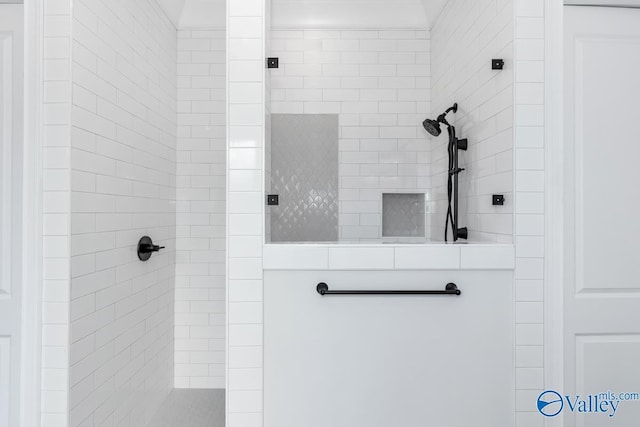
[[316, 282, 461, 296]]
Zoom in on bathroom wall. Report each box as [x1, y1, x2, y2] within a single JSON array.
[[227, 0, 268, 425], [175, 29, 227, 389], [513, 0, 545, 424], [268, 29, 431, 241], [265, 269, 515, 427], [66, 0, 177, 425], [41, 0, 73, 424], [225, 1, 547, 427], [265, 0, 273, 244], [271, 0, 431, 28], [430, 0, 514, 243]]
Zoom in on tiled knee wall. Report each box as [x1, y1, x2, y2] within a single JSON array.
[[269, 29, 431, 241], [175, 29, 227, 389]]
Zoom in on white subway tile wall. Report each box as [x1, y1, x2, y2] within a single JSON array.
[[514, 0, 545, 425], [42, 0, 72, 425], [227, 0, 266, 426], [227, 2, 552, 427], [431, 0, 514, 243], [37, 1, 546, 426], [269, 29, 431, 241], [175, 29, 227, 389], [67, 0, 177, 425]]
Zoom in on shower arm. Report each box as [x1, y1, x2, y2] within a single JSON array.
[[437, 104, 458, 127]]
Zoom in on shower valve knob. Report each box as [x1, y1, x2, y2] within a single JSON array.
[[137, 236, 165, 261], [456, 227, 468, 240]]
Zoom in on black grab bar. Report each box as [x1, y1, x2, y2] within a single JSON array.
[[316, 282, 461, 296]]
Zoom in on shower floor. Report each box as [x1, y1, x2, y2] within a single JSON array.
[[148, 389, 224, 427]]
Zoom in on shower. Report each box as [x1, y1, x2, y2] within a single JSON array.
[[423, 103, 468, 242]]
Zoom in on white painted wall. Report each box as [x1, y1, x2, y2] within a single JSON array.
[[269, 28, 431, 241], [175, 29, 227, 389], [0, 5, 24, 426], [430, 0, 514, 243], [264, 270, 514, 427]]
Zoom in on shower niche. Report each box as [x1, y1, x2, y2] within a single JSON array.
[[381, 193, 426, 239], [264, 0, 515, 245]]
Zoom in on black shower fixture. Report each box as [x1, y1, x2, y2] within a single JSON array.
[[422, 103, 458, 137], [492, 59, 505, 70], [423, 103, 468, 243], [137, 236, 165, 261]]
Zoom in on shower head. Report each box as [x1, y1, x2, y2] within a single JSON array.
[[422, 118, 442, 137], [422, 103, 459, 137]]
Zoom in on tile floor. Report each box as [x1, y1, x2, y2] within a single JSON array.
[[149, 389, 225, 427]]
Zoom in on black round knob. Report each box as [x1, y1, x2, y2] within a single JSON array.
[[137, 236, 165, 261]]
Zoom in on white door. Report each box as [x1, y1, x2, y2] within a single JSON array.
[[0, 4, 23, 427], [563, 6, 640, 426]]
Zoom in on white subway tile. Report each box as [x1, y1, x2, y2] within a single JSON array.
[[263, 246, 329, 270], [328, 247, 394, 270]]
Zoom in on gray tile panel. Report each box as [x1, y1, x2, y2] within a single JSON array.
[[270, 114, 339, 242]]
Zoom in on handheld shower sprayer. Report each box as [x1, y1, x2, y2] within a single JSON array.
[[422, 103, 468, 242]]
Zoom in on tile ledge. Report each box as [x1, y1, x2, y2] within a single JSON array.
[[263, 244, 515, 270]]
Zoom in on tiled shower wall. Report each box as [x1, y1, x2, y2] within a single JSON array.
[[41, 0, 178, 425], [42, 0, 73, 424], [68, 0, 177, 425], [175, 29, 227, 389], [269, 29, 431, 241], [430, 0, 514, 243], [227, 0, 268, 424]]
